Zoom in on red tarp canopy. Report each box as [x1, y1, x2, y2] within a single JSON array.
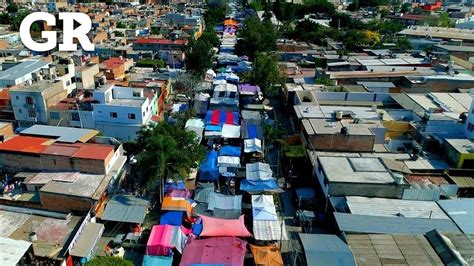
[[180, 237, 247, 266]]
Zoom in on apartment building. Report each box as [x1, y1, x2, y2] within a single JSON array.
[[92, 84, 155, 140]]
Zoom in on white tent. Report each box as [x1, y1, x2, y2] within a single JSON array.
[[218, 156, 240, 167], [253, 220, 288, 241], [246, 162, 273, 181], [252, 195, 278, 221], [244, 138, 262, 153], [222, 124, 241, 138]]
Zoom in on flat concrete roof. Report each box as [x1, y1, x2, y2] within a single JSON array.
[[40, 172, 109, 200], [0, 207, 80, 259], [302, 118, 377, 136], [109, 98, 145, 107], [318, 156, 397, 184]]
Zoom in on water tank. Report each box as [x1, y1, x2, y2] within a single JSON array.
[[335, 111, 343, 120], [29, 232, 37, 242], [393, 173, 404, 184]]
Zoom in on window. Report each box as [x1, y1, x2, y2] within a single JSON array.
[[142, 111, 145, 117], [15, 96, 19, 100], [128, 113, 136, 119], [66, 80, 71, 86], [18, 108, 22, 114], [218, 91, 225, 97], [110, 112, 118, 118], [25, 96, 33, 104], [229, 92, 236, 98], [133, 91, 140, 97], [71, 112, 80, 121], [28, 109, 36, 118], [50, 112, 60, 120]]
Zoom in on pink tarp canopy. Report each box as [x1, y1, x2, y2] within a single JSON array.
[[146, 225, 187, 256], [180, 237, 247, 266], [200, 215, 252, 237]]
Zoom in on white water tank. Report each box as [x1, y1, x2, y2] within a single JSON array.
[[464, 89, 474, 139]]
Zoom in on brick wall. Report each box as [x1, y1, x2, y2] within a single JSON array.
[[329, 182, 409, 198], [308, 134, 375, 152], [40, 192, 95, 213]]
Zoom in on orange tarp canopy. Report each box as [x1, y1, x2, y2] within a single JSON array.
[[224, 19, 238, 26], [162, 197, 192, 216], [250, 244, 284, 266]]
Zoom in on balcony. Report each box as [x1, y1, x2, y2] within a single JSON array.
[[24, 103, 36, 109]]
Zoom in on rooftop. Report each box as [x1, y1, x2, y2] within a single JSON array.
[[437, 199, 474, 234], [334, 212, 461, 234], [299, 233, 356, 266], [0, 206, 81, 259], [302, 118, 380, 136], [20, 125, 99, 143], [399, 26, 474, 41], [40, 172, 109, 200], [100, 57, 131, 70], [345, 196, 449, 220], [318, 156, 397, 184], [0, 60, 50, 81], [445, 139, 474, 154], [0, 135, 114, 160], [347, 234, 443, 265], [10, 80, 63, 93], [108, 98, 145, 107], [0, 237, 31, 265], [134, 38, 186, 45]]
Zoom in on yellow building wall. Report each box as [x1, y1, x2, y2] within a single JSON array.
[[382, 120, 415, 139], [457, 153, 474, 169]]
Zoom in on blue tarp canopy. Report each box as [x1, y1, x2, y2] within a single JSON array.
[[204, 110, 239, 126], [142, 255, 173, 266], [160, 211, 185, 226], [240, 180, 281, 194], [199, 151, 219, 181], [205, 125, 222, 132], [164, 181, 185, 190], [219, 146, 241, 157]]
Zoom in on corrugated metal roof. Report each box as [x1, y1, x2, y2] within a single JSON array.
[[20, 125, 99, 143], [0, 60, 49, 81], [402, 188, 441, 201], [69, 223, 104, 258], [101, 195, 149, 224], [449, 176, 474, 188], [346, 196, 449, 219], [347, 234, 443, 265], [299, 233, 356, 266], [335, 213, 461, 234], [437, 199, 474, 234]]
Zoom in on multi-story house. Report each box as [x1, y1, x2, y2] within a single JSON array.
[[92, 84, 155, 140]]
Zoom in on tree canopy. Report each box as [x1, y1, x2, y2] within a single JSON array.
[[203, 2, 228, 27], [235, 18, 278, 60], [85, 257, 133, 266], [124, 122, 205, 189], [250, 53, 285, 95], [183, 36, 215, 77], [199, 27, 221, 48]]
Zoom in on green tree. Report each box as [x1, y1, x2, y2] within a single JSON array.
[[315, 76, 334, 86], [85, 257, 133, 266], [203, 3, 228, 27], [6, 3, 18, 14], [396, 37, 412, 51], [400, 3, 411, 13], [183, 37, 215, 77], [9, 11, 30, 31], [116, 21, 127, 28], [251, 53, 285, 95], [235, 18, 278, 59], [114, 31, 124, 37], [199, 27, 221, 47], [136, 59, 166, 68], [124, 123, 205, 190]]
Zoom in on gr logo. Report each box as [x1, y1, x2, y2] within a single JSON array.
[[20, 12, 94, 52]]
